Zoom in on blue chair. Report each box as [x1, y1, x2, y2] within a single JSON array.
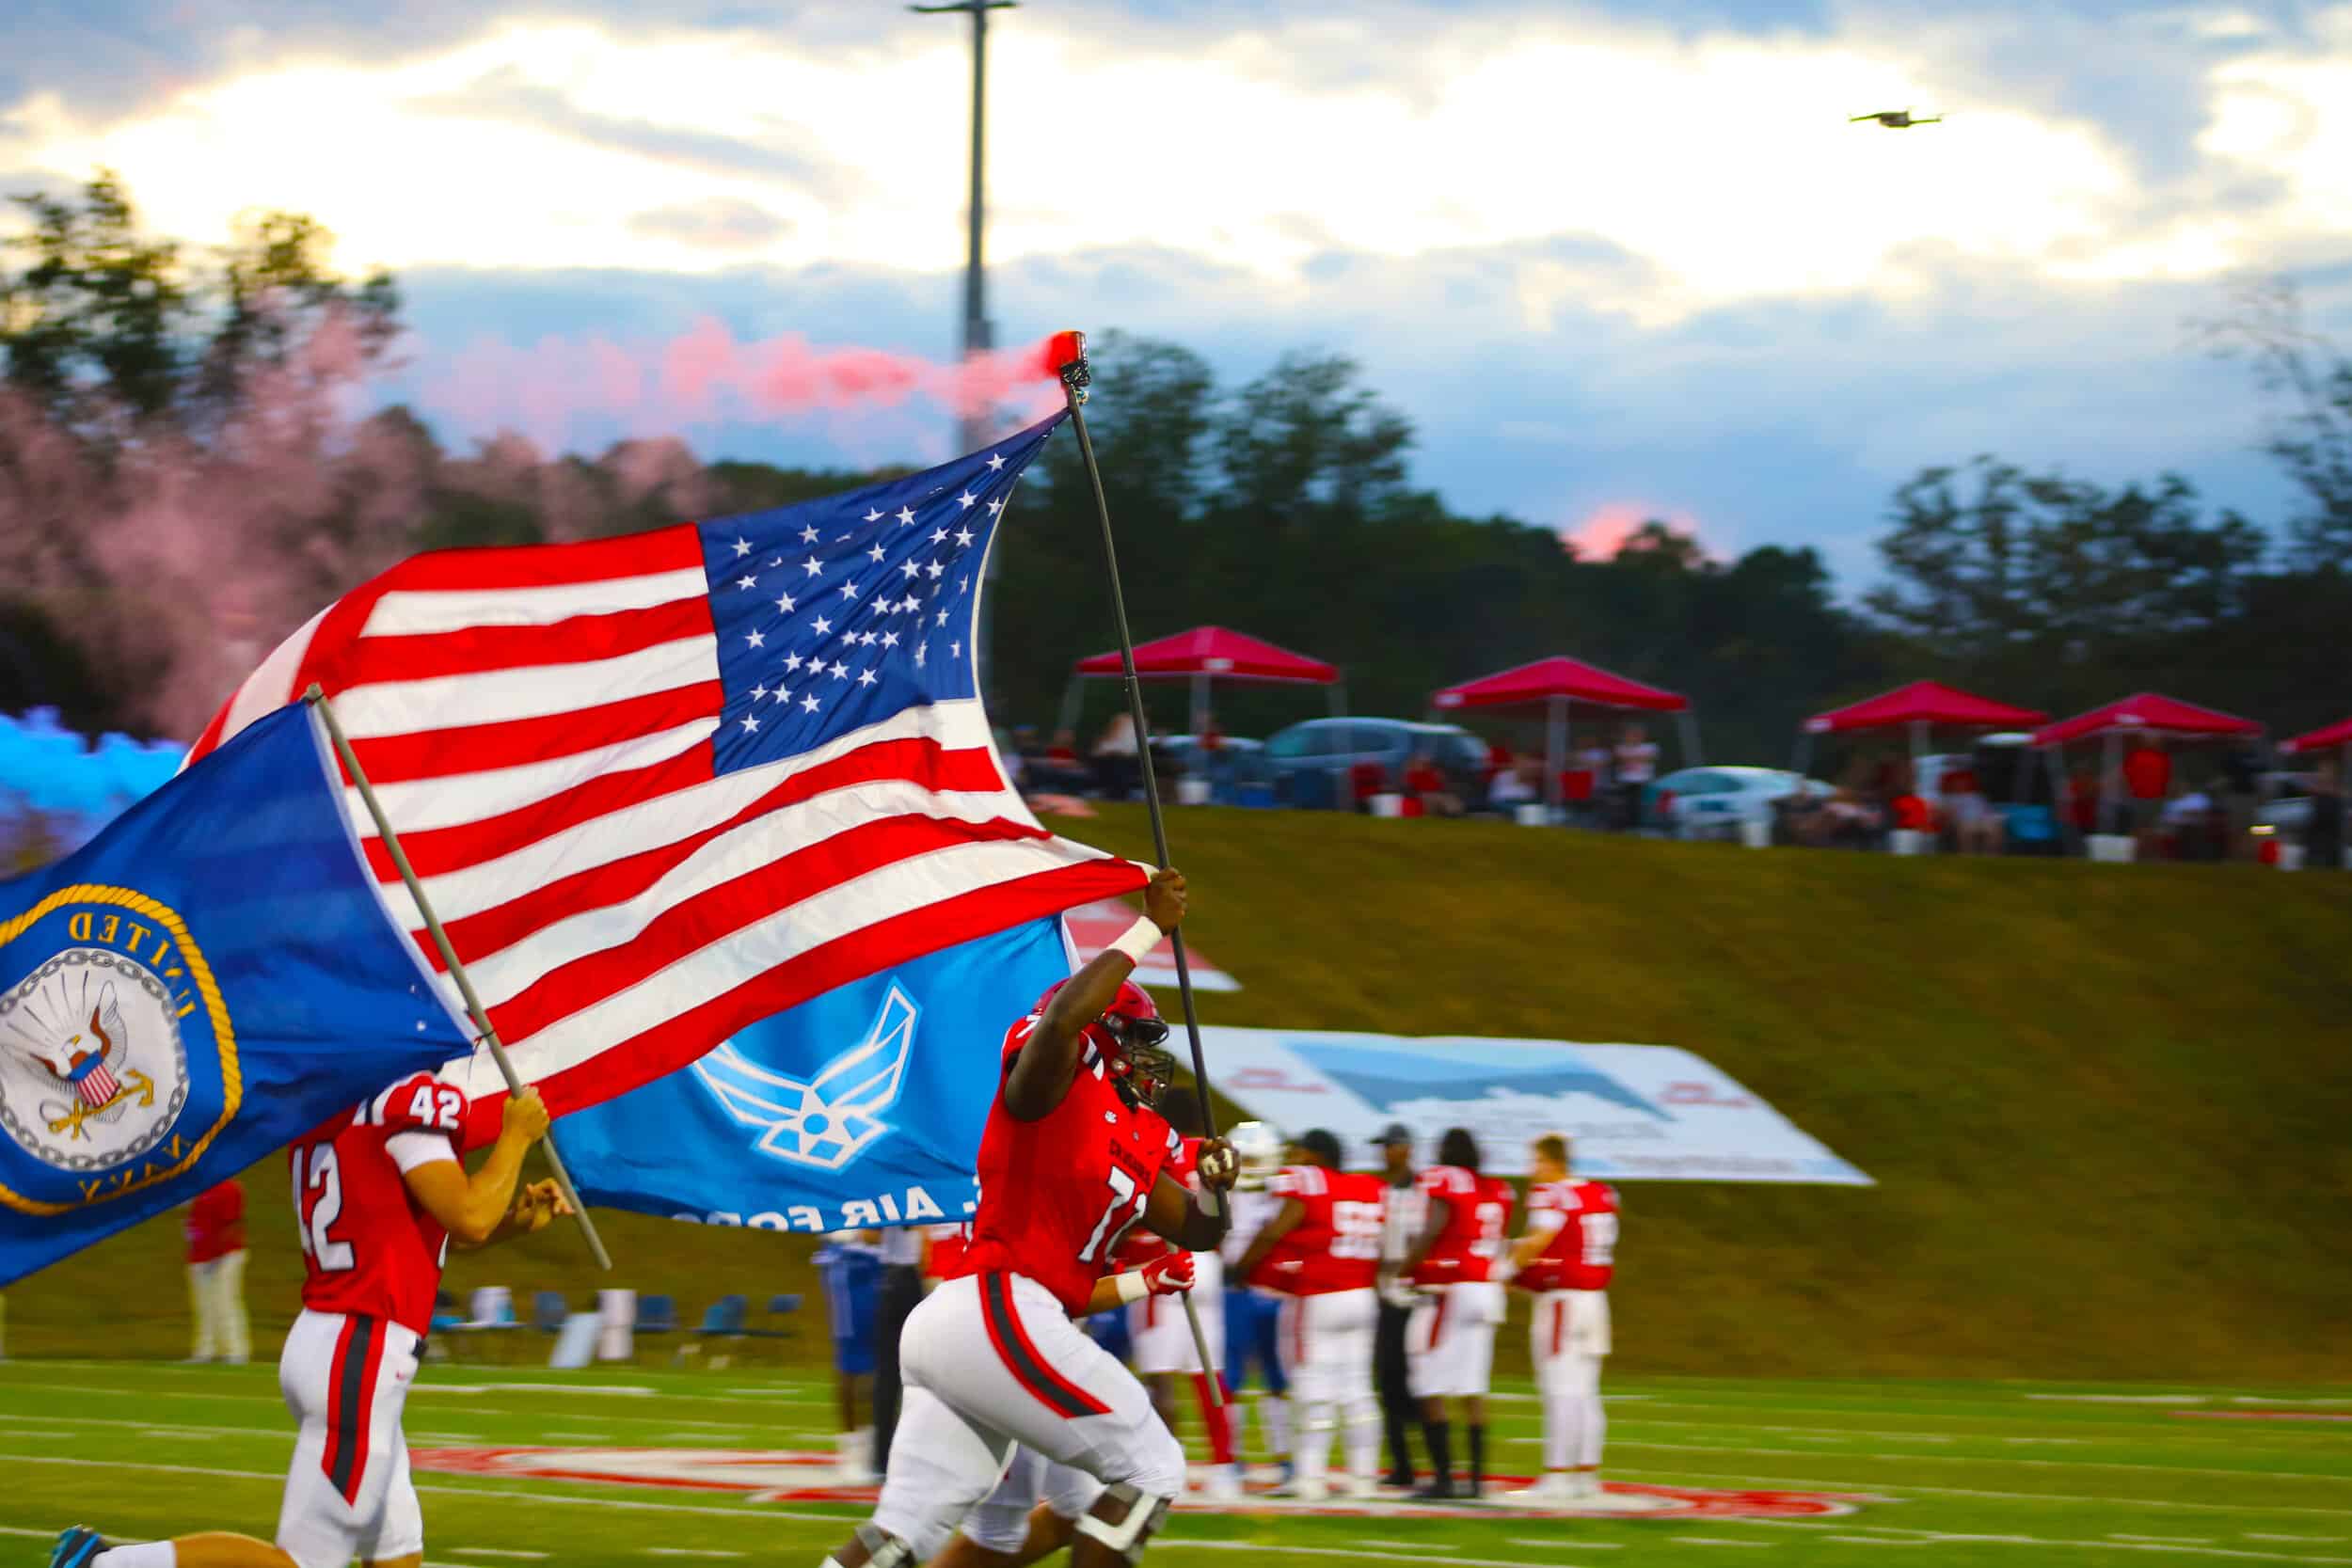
[[532, 1291, 569, 1335]]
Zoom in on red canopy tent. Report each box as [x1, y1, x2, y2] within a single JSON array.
[[2274, 715, 2351, 756], [1797, 680, 2047, 784], [1431, 657, 1693, 809], [2281, 716, 2352, 865], [2033, 693, 2262, 850], [2032, 692, 2261, 748], [1067, 625, 1343, 739]]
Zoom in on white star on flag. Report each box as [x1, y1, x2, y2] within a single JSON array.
[[732, 538, 752, 556], [858, 669, 879, 688], [745, 630, 766, 648], [958, 492, 976, 510], [987, 453, 1006, 470], [775, 592, 796, 614], [897, 506, 916, 525], [812, 614, 832, 635], [801, 525, 820, 543]]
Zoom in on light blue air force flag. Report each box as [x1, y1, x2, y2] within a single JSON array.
[[0, 705, 469, 1284], [560, 916, 1074, 1233]]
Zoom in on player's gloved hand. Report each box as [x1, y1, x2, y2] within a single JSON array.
[[1489, 1256, 1518, 1286], [1141, 1250, 1197, 1296], [1195, 1138, 1239, 1192], [501, 1088, 551, 1146], [1144, 867, 1187, 932]]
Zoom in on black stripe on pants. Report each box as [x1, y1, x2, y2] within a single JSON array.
[[870, 1263, 924, 1471], [1375, 1298, 1415, 1477]]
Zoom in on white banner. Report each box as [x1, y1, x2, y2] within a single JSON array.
[[1207, 1028, 1869, 1185]]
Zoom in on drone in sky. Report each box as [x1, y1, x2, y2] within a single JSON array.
[[1851, 109, 1943, 129]]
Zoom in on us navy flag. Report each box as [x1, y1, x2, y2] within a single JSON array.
[[560, 916, 1073, 1232], [0, 705, 469, 1284]]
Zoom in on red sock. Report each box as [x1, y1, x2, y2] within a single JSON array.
[[1191, 1373, 1236, 1464]]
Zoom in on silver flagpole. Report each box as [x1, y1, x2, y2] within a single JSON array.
[[304, 684, 612, 1270]]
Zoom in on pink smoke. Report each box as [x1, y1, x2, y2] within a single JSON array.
[[427, 319, 1070, 455]]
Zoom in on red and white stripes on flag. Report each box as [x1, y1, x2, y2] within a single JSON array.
[[191, 502, 1143, 1129]]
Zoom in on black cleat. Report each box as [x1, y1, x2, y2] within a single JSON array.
[[1381, 1469, 1416, 1489], [51, 1528, 108, 1568], [1410, 1479, 1456, 1501]]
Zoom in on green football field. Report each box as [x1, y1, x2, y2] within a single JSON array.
[[4, 1360, 2348, 1567]]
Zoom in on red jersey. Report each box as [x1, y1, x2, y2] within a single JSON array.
[[288, 1072, 469, 1336], [184, 1180, 246, 1263], [961, 1013, 1181, 1315], [1111, 1136, 1201, 1269], [1518, 1178, 1620, 1293], [1409, 1164, 1513, 1286], [1253, 1164, 1385, 1294]]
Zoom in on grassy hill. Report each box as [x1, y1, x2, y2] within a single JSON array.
[[9, 806, 2349, 1382]]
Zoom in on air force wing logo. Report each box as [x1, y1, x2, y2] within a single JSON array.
[[692, 985, 918, 1171]]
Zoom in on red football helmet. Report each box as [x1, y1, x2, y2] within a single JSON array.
[[1031, 977, 1177, 1108]]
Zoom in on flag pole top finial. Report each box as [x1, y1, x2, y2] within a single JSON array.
[[1051, 329, 1089, 404]]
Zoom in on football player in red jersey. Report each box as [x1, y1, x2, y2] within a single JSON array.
[[1505, 1133, 1620, 1505], [925, 1252, 1198, 1568], [822, 868, 1238, 1568], [1387, 1125, 1513, 1499], [1232, 1129, 1388, 1500], [52, 1079, 565, 1568]]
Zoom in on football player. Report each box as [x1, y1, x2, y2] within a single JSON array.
[[1388, 1125, 1513, 1499], [53, 1078, 566, 1568], [1218, 1121, 1294, 1476], [820, 867, 1236, 1568], [1232, 1129, 1387, 1500], [924, 1253, 1199, 1568], [1505, 1133, 1619, 1504]]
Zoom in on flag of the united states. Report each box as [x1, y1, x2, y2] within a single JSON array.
[[189, 411, 1143, 1120]]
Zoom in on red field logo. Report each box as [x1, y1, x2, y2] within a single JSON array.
[[410, 1446, 1868, 1521]]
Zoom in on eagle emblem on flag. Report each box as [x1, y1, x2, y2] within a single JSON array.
[[2, 943, 191, 1172], [691, 984, 919, 1172]]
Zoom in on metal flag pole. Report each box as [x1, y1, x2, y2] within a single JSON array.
[[304, 684, 612, 1270], [1053, 331, 1223, 1403]]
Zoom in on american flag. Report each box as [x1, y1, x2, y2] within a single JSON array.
[[189, 411, 1144, 1121]]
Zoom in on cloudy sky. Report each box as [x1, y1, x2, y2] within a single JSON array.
[[8, 0, 2352, 581]]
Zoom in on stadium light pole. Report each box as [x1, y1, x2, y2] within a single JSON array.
[[912, 0, 1014, 456], [913, 0, 1016, 697]]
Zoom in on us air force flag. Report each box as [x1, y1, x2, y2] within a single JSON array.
[[560, 917, 1074, 1232], [0, 705, 469, 1284]]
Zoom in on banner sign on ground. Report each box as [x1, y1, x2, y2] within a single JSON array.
[[1206, 1028, 1869, 1185]]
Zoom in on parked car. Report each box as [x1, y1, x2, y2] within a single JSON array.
[[1263, 718, 1487, 810], [1640, 767, 1830, 838]]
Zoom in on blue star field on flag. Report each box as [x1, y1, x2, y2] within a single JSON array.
[[696, 411, 1064, 777]]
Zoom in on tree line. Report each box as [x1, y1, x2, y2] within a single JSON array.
[[3, 174, 2347, 763]]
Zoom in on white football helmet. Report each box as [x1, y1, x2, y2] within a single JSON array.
[[1228, 1120, 1286, 1190]]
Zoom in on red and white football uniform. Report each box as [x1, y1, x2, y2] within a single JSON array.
[[1406, 1164, 1513, 1400], [1120, 1136, 1225, 1375], [272, 1072, 469, 1568], [1516, 1178, 1619, 1475], [1254, 1164, 1386, 1493], [872, 1013, 1189, 1561]]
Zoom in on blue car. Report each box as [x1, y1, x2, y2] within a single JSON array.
[[1262, 718, 1487, 809]]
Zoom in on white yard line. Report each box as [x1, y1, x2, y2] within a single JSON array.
[[0, 1452, 859, 1527], [1590, 1437, 2352, 1484], [1672, 1540, 1774, 1548], [446, 1550, 550, 1560], [1811, 1525, 2352, 1564], [1612, 1465, 2352, 1518]]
